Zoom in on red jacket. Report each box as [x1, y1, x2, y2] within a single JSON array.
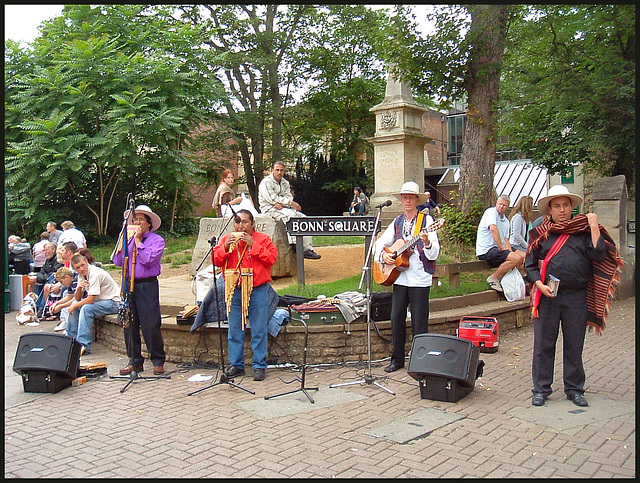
[[213, 231, 278, 287]]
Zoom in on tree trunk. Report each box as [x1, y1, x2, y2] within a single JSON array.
[[459, 5, 512, 213]]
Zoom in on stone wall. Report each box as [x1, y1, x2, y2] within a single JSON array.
[[95, 294, 532, 366]]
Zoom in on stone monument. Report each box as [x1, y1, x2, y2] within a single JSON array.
[[368, 67, 430, 221]]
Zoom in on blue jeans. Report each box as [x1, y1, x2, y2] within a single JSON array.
[[66, 299, 119, 351], [228, 283, 269, 370]]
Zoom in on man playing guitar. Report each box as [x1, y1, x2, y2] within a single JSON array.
[[373, 181, 441, 373]]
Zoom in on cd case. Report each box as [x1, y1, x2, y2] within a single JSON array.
[[547, 275, 560, 296]]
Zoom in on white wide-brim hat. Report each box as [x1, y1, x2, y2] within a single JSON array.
[[132, 205, 162, 231], [537, 185, 583, 216], [393, 181, 428, 205]]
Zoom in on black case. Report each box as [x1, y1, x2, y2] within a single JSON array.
[[370, 292, 393, 321], [417, 376, 474, 402], [20, 370, 72, 393]]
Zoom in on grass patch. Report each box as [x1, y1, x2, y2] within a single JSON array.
[[313, 235, 365, 247]]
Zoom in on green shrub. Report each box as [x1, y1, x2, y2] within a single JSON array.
[[440, 193, 485, 246]]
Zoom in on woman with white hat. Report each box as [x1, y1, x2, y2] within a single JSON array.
[[373, 181, 440, 373], [112, 205, 167, 376]]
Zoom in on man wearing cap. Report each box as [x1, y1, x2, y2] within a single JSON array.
[[113, 205, 167, 375], [374, 181, 440, 373], [525, 185, 621, 408], [476, 194, 525, 292]]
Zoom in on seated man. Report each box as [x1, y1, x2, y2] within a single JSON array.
[[57, 220, 87, 249], [8, 235, 31, 274], [417, 191, 441, 217], [66, 254, 120, 354], [476, 194, 524, 292], [258, 160, 321, 259], [29, 242, 63, 314]]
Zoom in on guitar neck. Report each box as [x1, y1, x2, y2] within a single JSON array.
[[395, 218, 444, 256]]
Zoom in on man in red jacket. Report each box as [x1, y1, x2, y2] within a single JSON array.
[[214, 209, 278, 381]]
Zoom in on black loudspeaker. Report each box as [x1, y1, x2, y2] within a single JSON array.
[[408, 334, 480, 388], [13, 333, 82, 380]]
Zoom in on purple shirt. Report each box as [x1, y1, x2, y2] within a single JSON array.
[[112, 230, 165, 278]]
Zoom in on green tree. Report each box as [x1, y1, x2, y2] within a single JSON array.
[[389, 5, 517, 213], [5, 5, 225, 238], [499, 5, 635, 194]]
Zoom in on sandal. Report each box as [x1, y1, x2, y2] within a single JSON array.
[[44, 316, 59, 321]]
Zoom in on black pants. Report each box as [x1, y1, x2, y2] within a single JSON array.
[[532, 290, 588, 397], [390, 285, 431, 365], [124, 278, 166, 367]]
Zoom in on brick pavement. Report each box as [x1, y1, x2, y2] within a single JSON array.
[[4, 297, 635, 478]]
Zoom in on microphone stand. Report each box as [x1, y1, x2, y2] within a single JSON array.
[[188, 203, 254, 396], [330, 203, 396, 395]]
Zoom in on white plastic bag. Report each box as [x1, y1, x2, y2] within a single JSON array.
[[220, 193, 260, 219], [501, 268, 526, 302]]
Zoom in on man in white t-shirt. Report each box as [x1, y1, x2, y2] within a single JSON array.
[[66, 254, 120, 354], [476, 194, 524, 292], [57, 220, 87, 249]]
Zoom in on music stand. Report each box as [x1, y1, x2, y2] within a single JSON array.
[[188, 206, 254, 396], [330, 204, 396, 395], [265, 313, 319, 403]]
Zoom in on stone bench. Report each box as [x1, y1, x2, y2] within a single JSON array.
[[433, 260, 493, 289]]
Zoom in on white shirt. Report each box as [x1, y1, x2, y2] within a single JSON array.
[[374, 214, 440, 287], [58, 227, 86, 248], [476, 207, 510, 256], [81, 265, 121, 303]]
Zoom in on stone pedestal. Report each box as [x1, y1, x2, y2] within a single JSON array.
[[368, 69, 431, 224], [190, 217, 296, 278]]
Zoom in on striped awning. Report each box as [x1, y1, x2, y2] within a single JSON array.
[[438, 159, 548, 207]]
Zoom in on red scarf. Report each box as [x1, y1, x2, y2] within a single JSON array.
[[527, 214, 624, 335]]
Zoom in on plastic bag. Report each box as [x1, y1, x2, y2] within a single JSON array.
[[501, 268, 526, 302], [220, 193, 260, 219]]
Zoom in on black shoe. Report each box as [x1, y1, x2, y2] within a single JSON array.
[[224, 366, 245, 379], [567, 393, 589, 407], [253, 368, 265, 381], [384, 361, 404, 373], [303, 249, 321, 260], [532, 393, 546, 406]]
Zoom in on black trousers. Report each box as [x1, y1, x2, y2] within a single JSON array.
[[389, 285, 431, 365], [124, 278, 166, 367], [532, 290, 588, 397]]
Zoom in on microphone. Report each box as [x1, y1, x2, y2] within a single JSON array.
[[375, 200, 393, 209]]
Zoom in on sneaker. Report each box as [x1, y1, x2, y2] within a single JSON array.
[[54, 320, 67, 332], [303, 249, 322, 260], [224, 366, 245, 379], [487, 276, 503, 292], [253, 368, 265, 381]]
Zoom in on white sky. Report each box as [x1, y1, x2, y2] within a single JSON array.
[[4, 4, 435, 45]]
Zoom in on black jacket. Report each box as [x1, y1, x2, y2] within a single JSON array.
[[36, 256, 64, 284]]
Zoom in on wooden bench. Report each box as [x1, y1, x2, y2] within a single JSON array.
[[433, 260, 493, 289]]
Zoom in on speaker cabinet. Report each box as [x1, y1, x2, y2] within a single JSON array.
[[408, 334, 481, 402], [13, 333, 82, 380]]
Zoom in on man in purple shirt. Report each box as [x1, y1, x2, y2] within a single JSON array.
[[112, 205, 167, 375]]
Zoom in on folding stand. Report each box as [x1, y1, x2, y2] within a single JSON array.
[[330, 204, 396, 395], [110, 370, 171, 394], [265, 314, 318, 403]]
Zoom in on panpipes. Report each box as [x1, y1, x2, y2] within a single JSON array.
[[240, 268, 253, 330], [224, 267, 254, 330], [228, 232, 244, 252]]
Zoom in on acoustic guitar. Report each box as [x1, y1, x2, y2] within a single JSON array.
[[373, 218, 445, 286]]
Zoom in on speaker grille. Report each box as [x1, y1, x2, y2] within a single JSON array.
[[13, 333, 81, 379], [408, 334, 480, 387]]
